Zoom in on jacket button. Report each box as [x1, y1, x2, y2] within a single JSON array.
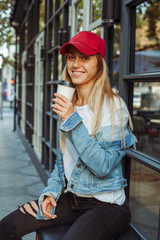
[[77, 163, 81, 168], [70, 184, 74, 188], [102, 176, 107, 180]]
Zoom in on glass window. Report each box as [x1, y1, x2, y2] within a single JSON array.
[[113, 24, 121, 94], [90, 0, 102, 23], [60, 0, 63, 7], [39, 0, 45, 31], [59, 13, 63, 29], [58, 52, 62, 80], [25, 22, 28, 48], [75, 1, 83, 33], [133, 82, 160, 159], [52, 0, 55, 15], [52, 24, 54, 46], [130, 160, 160, 240], [50, 58, 54, 80], [134, 1, 160, 73], [91, 27, 101, 36]]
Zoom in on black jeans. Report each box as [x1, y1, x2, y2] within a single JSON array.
[[0, 192, 131, 240]]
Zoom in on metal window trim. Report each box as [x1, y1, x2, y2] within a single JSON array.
[[47, 45, 60, 54], [130, 223, 151, 240], [83, 0, 90, 31], [46, 1, 69, 26], [123, 72, 160, 81], [126, 149, 160, 172], [51, 147, 59, 156], [71, 0, 84, 35], [125, 0, 146, 7], [119, 3, 132, 99], [87, 18, 102, 31]]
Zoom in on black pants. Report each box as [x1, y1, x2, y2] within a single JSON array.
[[0, 192, 131, 240]]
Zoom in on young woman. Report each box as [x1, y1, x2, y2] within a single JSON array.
[[0, 31, 136, 240]]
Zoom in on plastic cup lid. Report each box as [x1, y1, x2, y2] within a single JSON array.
[[57, 80, 75, 88]]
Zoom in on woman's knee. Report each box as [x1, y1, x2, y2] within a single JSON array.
[[19, 200, 39, 217], [0, 200, 39, 239]]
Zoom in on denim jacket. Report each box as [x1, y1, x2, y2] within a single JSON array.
[[37, 111, 137, 220]]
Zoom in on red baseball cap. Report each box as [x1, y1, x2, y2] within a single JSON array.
[[60, 31, 106, 59]]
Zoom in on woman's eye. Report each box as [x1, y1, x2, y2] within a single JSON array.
[[83, 56, 89, 60], [67, 55, 74, 60]]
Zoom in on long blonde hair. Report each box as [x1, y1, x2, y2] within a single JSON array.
[[60, 54, 130, 151]]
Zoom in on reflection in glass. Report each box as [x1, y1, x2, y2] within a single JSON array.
[[50, 58, 54, 81], [60, 0, 63, 7], [91, 27, 101, 36], [25, 22, 28, 47], [133, 82, 160, 159], [113, 24, 121, 93], [76, 1, 83, 33], [59, 13, 63, 29], [39, 0, 45, 31], [40, 61, 44, 111], [52, 24, 54, 46], [52, 0, 55, 15], [90, 0, 102, 23], [134, 1, 160, 73], [58, 52, 62, 80], [130, 160, 160, 240]]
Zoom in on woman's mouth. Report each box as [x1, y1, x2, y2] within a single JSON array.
[[72, 71, 84, 76]]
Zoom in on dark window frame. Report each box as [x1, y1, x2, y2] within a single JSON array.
[[42, 0, 70, 173], [119, 1, 160, 239]]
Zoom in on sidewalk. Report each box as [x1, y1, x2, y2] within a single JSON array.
[[0, 101, 45, 240]]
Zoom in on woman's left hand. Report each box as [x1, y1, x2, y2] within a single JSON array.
[[52, 93, 74, 121]]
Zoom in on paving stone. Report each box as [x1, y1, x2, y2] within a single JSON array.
[[0, 102, 45, 239]]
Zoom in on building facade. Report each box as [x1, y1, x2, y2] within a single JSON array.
[[10, 1, 160, 240], [1, 44, 15, 103]]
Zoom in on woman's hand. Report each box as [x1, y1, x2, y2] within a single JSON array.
[[41, 196, 57, 219], [52, 93, 74, 121]]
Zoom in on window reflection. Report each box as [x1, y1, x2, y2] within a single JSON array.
[[59, 13, 63, 29], [39, 0, 45, 31], [130, 160, 160, 240], [52, 0, 55, 15], [76, 1, 83, 33], [52, 24, 54, 46], [133, 82, 160, 159], [90, 0, 102, 23], [91, 27, 101, 36], [134, 1, 160, 73], [60, 0, 63, 7], [113, 24, 120, 93], [58, 52, 62, 80], [50, 58, 54, 80], [25, 22, 28, 47]]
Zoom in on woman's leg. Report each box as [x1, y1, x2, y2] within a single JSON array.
[[0, 193, 77, 240], [62, 200, 131, 240]]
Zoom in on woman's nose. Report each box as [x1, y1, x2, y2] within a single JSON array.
[[72, 57, 81, 67]]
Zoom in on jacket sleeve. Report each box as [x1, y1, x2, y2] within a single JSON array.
[[59, 112, 126, 178], [37, 160, 63, 220]]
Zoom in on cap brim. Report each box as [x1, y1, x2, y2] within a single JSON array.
[[60, 42, 98, 56]]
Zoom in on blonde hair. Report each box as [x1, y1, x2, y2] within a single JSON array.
[[60, 54, 131, 151]]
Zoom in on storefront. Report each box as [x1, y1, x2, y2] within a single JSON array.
[[10, 1, 160, 239]]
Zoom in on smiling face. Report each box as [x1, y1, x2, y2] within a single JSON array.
[[66, 46, 98, 89]]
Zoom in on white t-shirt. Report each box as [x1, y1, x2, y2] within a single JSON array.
[[63, 97, 128, 205]]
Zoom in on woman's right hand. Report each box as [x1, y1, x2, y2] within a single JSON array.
[[41, 196, 57, 219]]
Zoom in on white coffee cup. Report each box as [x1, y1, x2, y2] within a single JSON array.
[[57, 80, 75, 101]]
